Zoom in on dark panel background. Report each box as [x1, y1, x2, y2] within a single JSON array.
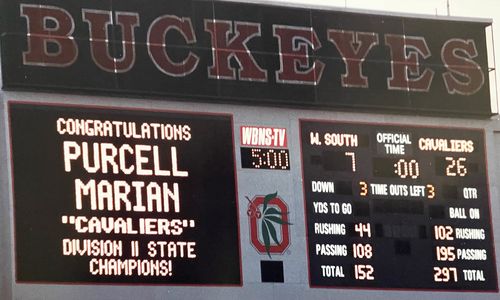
[[300, 120, 497, 290], [9, 103, 241, 285]]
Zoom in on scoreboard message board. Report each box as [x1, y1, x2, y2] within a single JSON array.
[[300, 120, 497, 291], [9, 103, 241, 285]]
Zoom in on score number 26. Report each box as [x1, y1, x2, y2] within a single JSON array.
[[445, 157, 467, 177]]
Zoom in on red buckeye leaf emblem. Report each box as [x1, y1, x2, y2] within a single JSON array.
[[249, 192, 292, 257]]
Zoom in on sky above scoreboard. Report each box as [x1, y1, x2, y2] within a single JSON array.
[[255, 0, 500, 114]]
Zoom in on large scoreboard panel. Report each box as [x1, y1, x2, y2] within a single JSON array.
[[7, 101, 498, 292], [300, 120, 496, 290]]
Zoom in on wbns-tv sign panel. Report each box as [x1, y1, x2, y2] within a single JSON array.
[[0, 0, 492, 116]]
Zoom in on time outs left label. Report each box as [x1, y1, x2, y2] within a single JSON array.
[[9, 102, 241, 285]]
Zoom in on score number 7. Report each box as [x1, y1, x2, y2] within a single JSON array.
[[345, 152, 356, 172]]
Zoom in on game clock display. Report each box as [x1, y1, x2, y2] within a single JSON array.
[[241, 147, 290, 170], [300, 120, 497, 291]]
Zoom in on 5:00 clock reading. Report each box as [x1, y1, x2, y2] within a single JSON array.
[[241, 147, 290, 170]]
